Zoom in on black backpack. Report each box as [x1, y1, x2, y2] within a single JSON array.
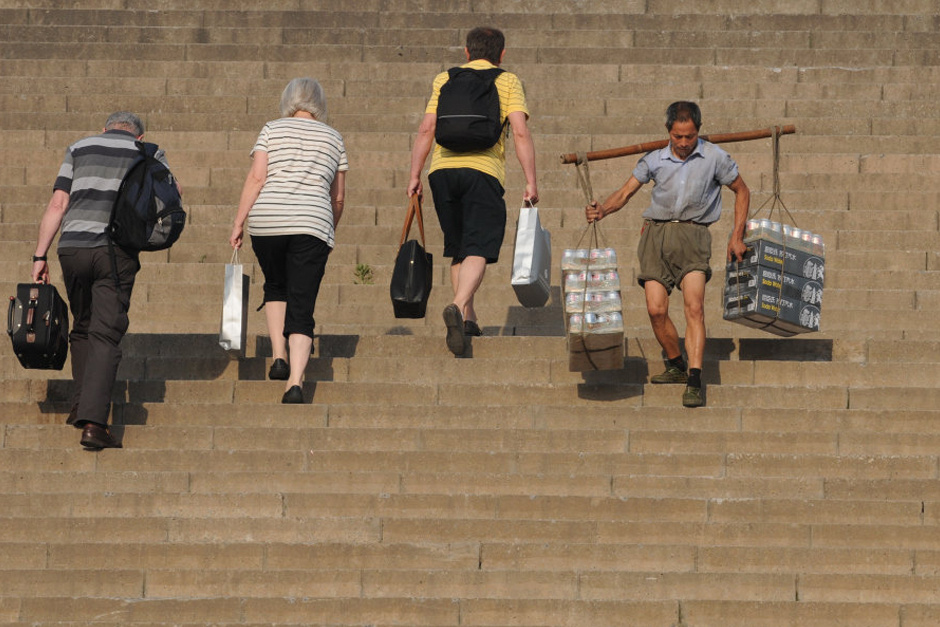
[[107, 140, 185, 291], [109, 141, 185, 252], [434, 67, 506, 152]]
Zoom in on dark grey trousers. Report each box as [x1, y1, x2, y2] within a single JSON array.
[[58, 246, 139, 427]]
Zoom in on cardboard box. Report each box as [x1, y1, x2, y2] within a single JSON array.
[[722, 313, 798, 338], [725, 265, 824, 308], [724, 287, 821, 335], [737, 239, 826, 284], [567, 332, 625, 371]]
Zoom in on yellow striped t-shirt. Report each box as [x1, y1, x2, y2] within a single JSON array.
[[425, 59, 529, 186]]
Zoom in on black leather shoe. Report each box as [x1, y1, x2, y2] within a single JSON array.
[[80, 422, 122, 449], [269, 358, 290, 380], [281, 385, 304, 404]]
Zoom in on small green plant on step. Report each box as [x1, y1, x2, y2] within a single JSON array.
[[353, 263, 374, 285]]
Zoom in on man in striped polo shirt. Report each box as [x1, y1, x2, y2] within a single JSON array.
[[31, 112, 177, 448], [408, 26, 539, 356]]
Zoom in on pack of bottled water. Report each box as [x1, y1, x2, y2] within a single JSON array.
[[562, 247, 625, 370]]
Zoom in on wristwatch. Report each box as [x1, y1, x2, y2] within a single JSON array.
[[32, 255, 47, 262]]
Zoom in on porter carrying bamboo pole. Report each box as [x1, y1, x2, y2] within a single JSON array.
[[559, 125, 796, 165]]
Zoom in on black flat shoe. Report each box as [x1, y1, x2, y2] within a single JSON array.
[[281, 385, 304, 404], [443, 304, 467, 356], [80, 422, 122, 449], [269, 358, 290, 380]]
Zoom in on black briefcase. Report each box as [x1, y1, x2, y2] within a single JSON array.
[[390, 195, 433, 319], [7, 283, 70, 370]]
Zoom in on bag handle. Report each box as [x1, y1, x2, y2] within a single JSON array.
[[230, 248, 240, 265], [399, 194, 427, 249]]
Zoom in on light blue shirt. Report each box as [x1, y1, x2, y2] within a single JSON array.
[[633, 139, 739, 224]]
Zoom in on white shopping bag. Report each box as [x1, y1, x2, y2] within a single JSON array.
[[511, 203, 552, 307], [219, 249, 250, 354]]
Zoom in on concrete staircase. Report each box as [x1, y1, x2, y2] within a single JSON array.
[[1, 1, 939, 625]]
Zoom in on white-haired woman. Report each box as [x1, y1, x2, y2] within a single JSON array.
[[230, 77, 348, 404]]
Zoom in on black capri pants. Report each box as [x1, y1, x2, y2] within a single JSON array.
[[251, 234, 331, 339]]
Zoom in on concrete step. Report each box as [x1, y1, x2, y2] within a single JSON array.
[[2, 2, 939, 625]]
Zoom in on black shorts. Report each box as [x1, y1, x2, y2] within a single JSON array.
[[428, 168, 506, 264]]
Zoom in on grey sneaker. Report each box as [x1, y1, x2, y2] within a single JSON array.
[[682, 385, 704, 408], [650, 365, 688, 384]]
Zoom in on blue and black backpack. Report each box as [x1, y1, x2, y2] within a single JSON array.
[[107, 141, 185, 290], [109, 141, 185, 252]]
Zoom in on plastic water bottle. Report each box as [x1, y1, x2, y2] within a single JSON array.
[[766, 220, 784, 244], [568, 313, 585, 335], [584, 312, 623, 334], [587, 270, 620, 291], [811, 234, 825, 258], [744, 219, 761, 241], [565, 291, 585, 313], [590, 290, 622, 313], [589, 247, 617, 269], [784, 226, 803, 253], [562, 249, 589, 271], [564, 271, 586, 292], [800, 230, 814, 252]]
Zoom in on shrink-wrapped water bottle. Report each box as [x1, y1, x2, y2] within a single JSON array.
[[563, 270, 586, 291], [584, 311, 624, 334], [589, 247, 618, 269], [587, 270, 620, 291], [561, 249, 589, 270]]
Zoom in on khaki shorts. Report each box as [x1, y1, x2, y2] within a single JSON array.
[[636, 219, 712, 293]]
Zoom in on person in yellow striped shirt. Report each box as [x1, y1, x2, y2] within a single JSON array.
[[408, 26, 538, 356]]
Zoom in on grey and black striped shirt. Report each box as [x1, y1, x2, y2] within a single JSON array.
[[53, 129, 170, 250]]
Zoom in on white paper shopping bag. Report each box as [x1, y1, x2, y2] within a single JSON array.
[[219, 249, 250, 354], [511, 204, 552, 307]]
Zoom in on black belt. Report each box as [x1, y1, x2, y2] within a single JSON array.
[[648, 218, 711, 227]]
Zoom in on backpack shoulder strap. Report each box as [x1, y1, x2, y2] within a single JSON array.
[[447, 66, 504, 79], [140, 141, 160, 158]]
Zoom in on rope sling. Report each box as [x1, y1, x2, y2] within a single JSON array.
[[731, 126, 803, 332], [563, 152, 621, 371]]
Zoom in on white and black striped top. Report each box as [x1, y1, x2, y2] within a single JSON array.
[[246, 117, 349, 248]]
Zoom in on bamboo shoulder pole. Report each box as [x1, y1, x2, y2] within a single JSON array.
[[559, 125, 796, 165]]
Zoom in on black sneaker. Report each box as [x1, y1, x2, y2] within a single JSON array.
[[281, 385, 304, 404], [463, 320, 483, 337], [269, 358, 290, 380]]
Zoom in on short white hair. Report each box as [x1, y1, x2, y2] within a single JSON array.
[[105, 111, 144, 136], [279, 77, 327, 120]]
